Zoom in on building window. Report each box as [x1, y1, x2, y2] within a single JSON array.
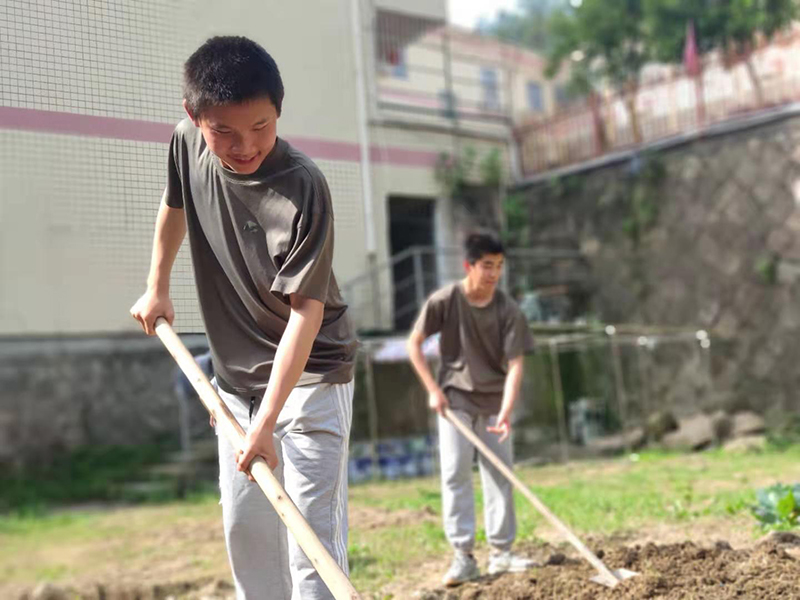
[[439, 90, 457, 118], [527, 81, 544, 112], [555, 84, 572, 108], [480, 67, 500, 111], [390, 48, 408, 79]]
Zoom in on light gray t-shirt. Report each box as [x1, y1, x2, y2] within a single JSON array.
[[414, 282, 534, 415], [164, 118, 356, 394]]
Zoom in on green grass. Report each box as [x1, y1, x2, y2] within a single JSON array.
[[0, 443, 180, 512]]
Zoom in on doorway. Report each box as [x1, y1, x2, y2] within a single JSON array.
[[388, 196, 437, 331]]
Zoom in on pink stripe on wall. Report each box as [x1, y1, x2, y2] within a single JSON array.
[[370, 145, 439, 167], [288, 136, 362, 162], [0, 106, 175, 142], [0, 105, 439, 168]]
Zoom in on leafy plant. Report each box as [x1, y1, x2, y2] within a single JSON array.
[[479, 148, 504, 189], [434, 147, 478, 198], [502, 192, 529, 246], [751, 483, 800, 529], [767, 414, 800, 450], [755, 253, 779, 285], [622, 154, 666, 245], [435, 146, 504, 198]]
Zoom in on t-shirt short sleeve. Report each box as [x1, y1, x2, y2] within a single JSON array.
[[269, 176, 334, 304], [164, 129, 185, 209], [503, 303, 535, 360], [413, 292, 447, 338]]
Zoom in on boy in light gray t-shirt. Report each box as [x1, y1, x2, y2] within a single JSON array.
[[408, 231, 535, 587]]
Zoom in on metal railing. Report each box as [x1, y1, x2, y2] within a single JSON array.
[[339, 245, 588, 332], [516, 31, 800, 175]]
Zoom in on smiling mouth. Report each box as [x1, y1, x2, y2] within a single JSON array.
[[230, 153, 260, 165]]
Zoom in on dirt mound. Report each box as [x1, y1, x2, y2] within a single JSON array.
[[420, 539, 800, 600]]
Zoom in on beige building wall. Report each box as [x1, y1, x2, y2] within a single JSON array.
[[375, 23, 558, 135]]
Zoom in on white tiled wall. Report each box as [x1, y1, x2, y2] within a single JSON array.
[[0, 133, 368, 336], [0, 0, 188, 122], [0, 0, 369, 335]]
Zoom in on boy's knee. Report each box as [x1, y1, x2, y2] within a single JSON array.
[[443, 468, 472, 488]]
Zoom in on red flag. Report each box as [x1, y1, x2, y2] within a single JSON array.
[[683, 21, 701, 77]]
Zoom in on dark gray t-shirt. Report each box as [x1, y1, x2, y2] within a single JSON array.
[[165, 119, 356, 394], [414, 282, 534, 415]]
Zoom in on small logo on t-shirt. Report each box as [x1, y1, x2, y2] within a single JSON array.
[[243, 220, 260, 233]]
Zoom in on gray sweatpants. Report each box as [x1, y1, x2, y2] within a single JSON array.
[[438, 409, 516, 554], [216, 381, 353, 600]]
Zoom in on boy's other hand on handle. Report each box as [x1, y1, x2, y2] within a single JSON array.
[[487, 412, 511, 443], [237, 425, 279, 482], [130, 290, 175, 336], [428, 387, 449, 416]]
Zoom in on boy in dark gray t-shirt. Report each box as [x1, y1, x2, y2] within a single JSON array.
[[408, 231, 535, 587], [130, 36, 355, 599]]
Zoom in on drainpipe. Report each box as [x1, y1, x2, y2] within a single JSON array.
[[350, 0, 381, 327]]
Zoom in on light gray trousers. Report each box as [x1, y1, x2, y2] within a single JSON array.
[[438, 408, 516, 554], [216, 381, 353, 600]]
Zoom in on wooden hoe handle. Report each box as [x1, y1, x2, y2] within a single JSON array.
[[155, 318, 360, 600], [443, 407, 621, 588]]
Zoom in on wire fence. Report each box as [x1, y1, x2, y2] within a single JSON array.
[[344, 325, 712, 484]]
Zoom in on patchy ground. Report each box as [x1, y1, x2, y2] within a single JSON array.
[[349, 503, 438, 531], [419, 534, 800, 600], [5, 449, 800, 599], [14, 530, 800, 599]]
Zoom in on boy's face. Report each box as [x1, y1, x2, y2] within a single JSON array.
[[464, 253, 504, 294], [185, 97, 279, 175]]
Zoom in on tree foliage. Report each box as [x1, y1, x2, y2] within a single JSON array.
[[644, 0, 797, 63], [478, 0, 571, 53], [546, 0, 651, 90], [484, 0, 797, 93]]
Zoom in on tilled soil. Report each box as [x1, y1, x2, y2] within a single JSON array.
[[419, 534, 800, 600]]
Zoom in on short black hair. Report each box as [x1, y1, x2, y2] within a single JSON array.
[[184, 36, 284, 118], [465, 230, 505, 264]]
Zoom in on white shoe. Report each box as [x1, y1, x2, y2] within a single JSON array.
[[488, 550, 537, 575], [443, 552, 480, 587]]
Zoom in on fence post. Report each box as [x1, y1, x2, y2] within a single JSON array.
[[548, 339, 570, 463], [608, 327, 632, 455], [363, 346, 380, 480], [696, 330, 713, 409], [369, 256, 382, 330], [636, 337, 652, 441], [413, 248, 425, 315]]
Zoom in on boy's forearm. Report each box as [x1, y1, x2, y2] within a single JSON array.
[[254, 296, 324, 429], [146, 199, 187, 292], [499, 358, 525, 416], [408, 337, 439, 393]]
